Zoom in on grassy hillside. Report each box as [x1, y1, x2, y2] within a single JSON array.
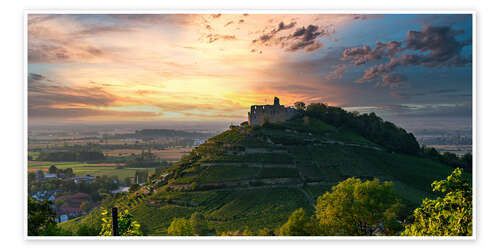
[[60, 116, 466, 235]]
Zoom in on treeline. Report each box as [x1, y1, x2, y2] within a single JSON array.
[[37, 150, 105, 162], [31, 142, 182, 152], [124, 151, 163, 168], [420, 146, 472, 173], [103, 129, 212, 140], [28, 173, 121, 202], [301, 103, 420, 155]]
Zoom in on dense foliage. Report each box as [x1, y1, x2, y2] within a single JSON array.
[[315, 178, 403, 236], [29, 173, 120, 202], [402, 168, 472, 236], [167, 218, 193, 236], [420, 146, 472, 173], [28, 198, 71, 236], [190, 212, 209, 235], [304, 103, 420, 155], [38, 150, 105, 162], [125, 150, 161, 168], [99, 209, 143, 236], [278, 178, 403, 236], [279, 208, 314, 236]]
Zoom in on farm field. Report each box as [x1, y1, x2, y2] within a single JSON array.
[[28, 161, 156, 181], [103, 147, 193, 161]]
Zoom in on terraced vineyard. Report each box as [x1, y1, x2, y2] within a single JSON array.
[[61, 116, 467, 235]]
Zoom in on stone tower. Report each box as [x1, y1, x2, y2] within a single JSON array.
[[274, 97, 280, 106]]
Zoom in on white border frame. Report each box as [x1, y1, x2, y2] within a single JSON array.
[[23, 10, 477, 241]]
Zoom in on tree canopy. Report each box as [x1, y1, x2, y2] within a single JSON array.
[[99, 209, 142, 236], [279, 208, 314, 236], [315, 178, 402, 236], [277, 178, 403, 236], [303, 103, 420, 155], [28, 198, 57, 236], [167, 218, 193, 236], [28, 198, 71, 236], [402, 168, 472, 236], [190, 212, 209, 236]]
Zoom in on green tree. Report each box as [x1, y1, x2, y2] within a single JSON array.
[[279, 208, 313, 236], [99, 209, 143, 236], [64, 168, 74, 177], [315, 178, 402, 236], [48, 165, 58, 174], [28, 198, 56, 236], [28, 198, 72, 236], [294, 101, 306, 111], [167, 218, 193, 236], [306, 103, 328, 115], [461, 153, 473, 173], [190, 212, 209, 236], [402, 168, 472, 236]]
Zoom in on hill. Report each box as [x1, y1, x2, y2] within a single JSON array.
[[60, 108, 465, 235]]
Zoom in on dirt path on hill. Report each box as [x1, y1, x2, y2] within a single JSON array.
[[298, 187, 315, 209]]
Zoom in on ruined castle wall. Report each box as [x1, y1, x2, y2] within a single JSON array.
[[248, 105, 298, 126]]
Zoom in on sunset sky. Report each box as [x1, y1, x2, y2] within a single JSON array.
[[27, 13, 473, 131]]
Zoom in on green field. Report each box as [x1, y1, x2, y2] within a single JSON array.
[[28, 161, 156, 181]]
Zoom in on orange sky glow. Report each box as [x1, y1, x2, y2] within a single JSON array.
[[28, 14, 358, 124]]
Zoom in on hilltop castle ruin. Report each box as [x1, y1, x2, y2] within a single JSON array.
[[248, 97, 298, 126]]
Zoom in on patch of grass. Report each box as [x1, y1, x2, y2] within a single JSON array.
[[206, 153, 293, 164], [198, 165, 260, 183], [303, 184, 335, 201], [256, 167, 299, 179]]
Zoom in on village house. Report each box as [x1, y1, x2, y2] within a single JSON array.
[[72, 175, 95, 183]]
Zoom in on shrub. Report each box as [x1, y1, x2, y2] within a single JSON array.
[[167, 218, 193, 236]]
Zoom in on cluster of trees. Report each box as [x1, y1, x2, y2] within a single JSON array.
[[420, 146, 472, 173], [28, 174, 121, 203], [28, 198, 72, 236], [125, 150, 161, 168], [402, 168, 472, 236], [278, 178, 404, 236], [48, 165, 74, 177], [277, 168, 472, 236], [294, 102, 420, 155], [293, 102, 473, 168], [28, 199, 141, 236], [211, 168, 471, 237], [38, 149, 105, 162]]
